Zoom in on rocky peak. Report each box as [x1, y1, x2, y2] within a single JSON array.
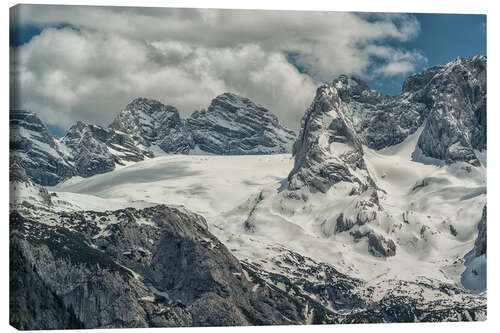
[[288, 85, 375, 194], [332, 75, 385, 104], [206, 92, 270, 114], [411, 56, 486, 165], [188, 92, 296, 155], [109, 97, 182, 145], [61, 122, 117, 177], [327, 56, 486, 165], [403, 56, 486, 95], [10, 110, 75, 186]]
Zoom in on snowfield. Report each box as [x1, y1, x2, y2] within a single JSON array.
[[50, 127, 486, 293]]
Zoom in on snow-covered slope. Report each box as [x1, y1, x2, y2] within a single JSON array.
[[50, 125, 486, 293]]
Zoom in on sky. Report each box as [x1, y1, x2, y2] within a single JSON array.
[[9, 5, 486, 136]]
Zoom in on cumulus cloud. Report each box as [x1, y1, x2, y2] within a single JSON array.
[[10, 5, 424, 131]]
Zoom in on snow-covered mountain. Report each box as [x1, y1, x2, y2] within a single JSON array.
[[62, 121, 154, 177], [109, 97, 195, 153], [10, 110, 76, 186], [10, 56, 487, 329], [333, 55, 486, 165], [112, 93, 296, 155], [10, 93, 296, 186], [188, 93, 296, 155]]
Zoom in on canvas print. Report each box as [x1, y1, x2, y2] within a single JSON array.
[[9, 4, 486, 330]]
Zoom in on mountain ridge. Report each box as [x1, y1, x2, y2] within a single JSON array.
[[10, 93, 297, 186]]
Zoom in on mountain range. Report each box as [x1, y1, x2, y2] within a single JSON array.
[[11, 92, 296, 186], [10, 55, 487, 329]]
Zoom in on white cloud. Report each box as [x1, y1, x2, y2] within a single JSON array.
[[10, 5, 424, 131]]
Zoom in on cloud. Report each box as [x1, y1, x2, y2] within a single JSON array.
[[371, 48, 428, 76], [10, 5, 423, 131]]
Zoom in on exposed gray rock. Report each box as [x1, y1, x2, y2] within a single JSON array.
[[288, 85, 376, 194], [414, 56, 486, 165], [10, 110, 76, 186], [460, 205, 486, 294], [13, 94, 296, 186], [188, 93, 296, 154], [332, 75, 428, 150], [286, 84, 383, 256], [61, 122, 117, 177], [62, 121, 153, 177], [474, 205, 487, 257], [331, 56, 486, 165], [10, 205, 303, 329], [109, 97, 195, 153], [9, 157, 53, 207]]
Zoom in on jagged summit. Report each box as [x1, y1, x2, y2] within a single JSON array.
[[11, 93, 297, 185], [10, 110, 75, 186], [188, 92, 296, 155], [109, 97, 183, 146], [327, 55, 486, 165], [289, 84, 373, 194]]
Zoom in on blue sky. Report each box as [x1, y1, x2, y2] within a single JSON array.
[[10, 7, 487, 136], [363, 13, 486, 95]]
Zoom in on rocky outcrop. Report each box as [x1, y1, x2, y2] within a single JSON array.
[[110, 94, 296, 155], [288, 85, 376, 194], [474, 205, 487, 257], [286, 84, 386, 256], [62, 121, 153, 177], [10, 111, 156, 185], [10, 204, 303, 329], [10, 110, 76, 186], [332, 75, 428, 150], [331, 56, 486, 165], [188, 93, 296, 154], [413, 56, 486, 165], [109, 97, 195, 153], [461, 205, 487, 293]]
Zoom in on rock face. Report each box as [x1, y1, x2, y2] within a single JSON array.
[[412, 56, 486, 165], [288, 85, 375, 194], [12, 94, 296, 186], [109, 97, 195, 153], [332, 75, 428, 150], [62, 121, 153, 177], [10, 111, 155, 185], [10, 110, 75, 186], [188, 93, 296, 154], [474, 205, 487, 257], [10, 204, 303, 329], [461, 205, 487, 293], [285, 56, 486, 260], [330, 56, 486, 165], [285, 85, 390, 257]]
